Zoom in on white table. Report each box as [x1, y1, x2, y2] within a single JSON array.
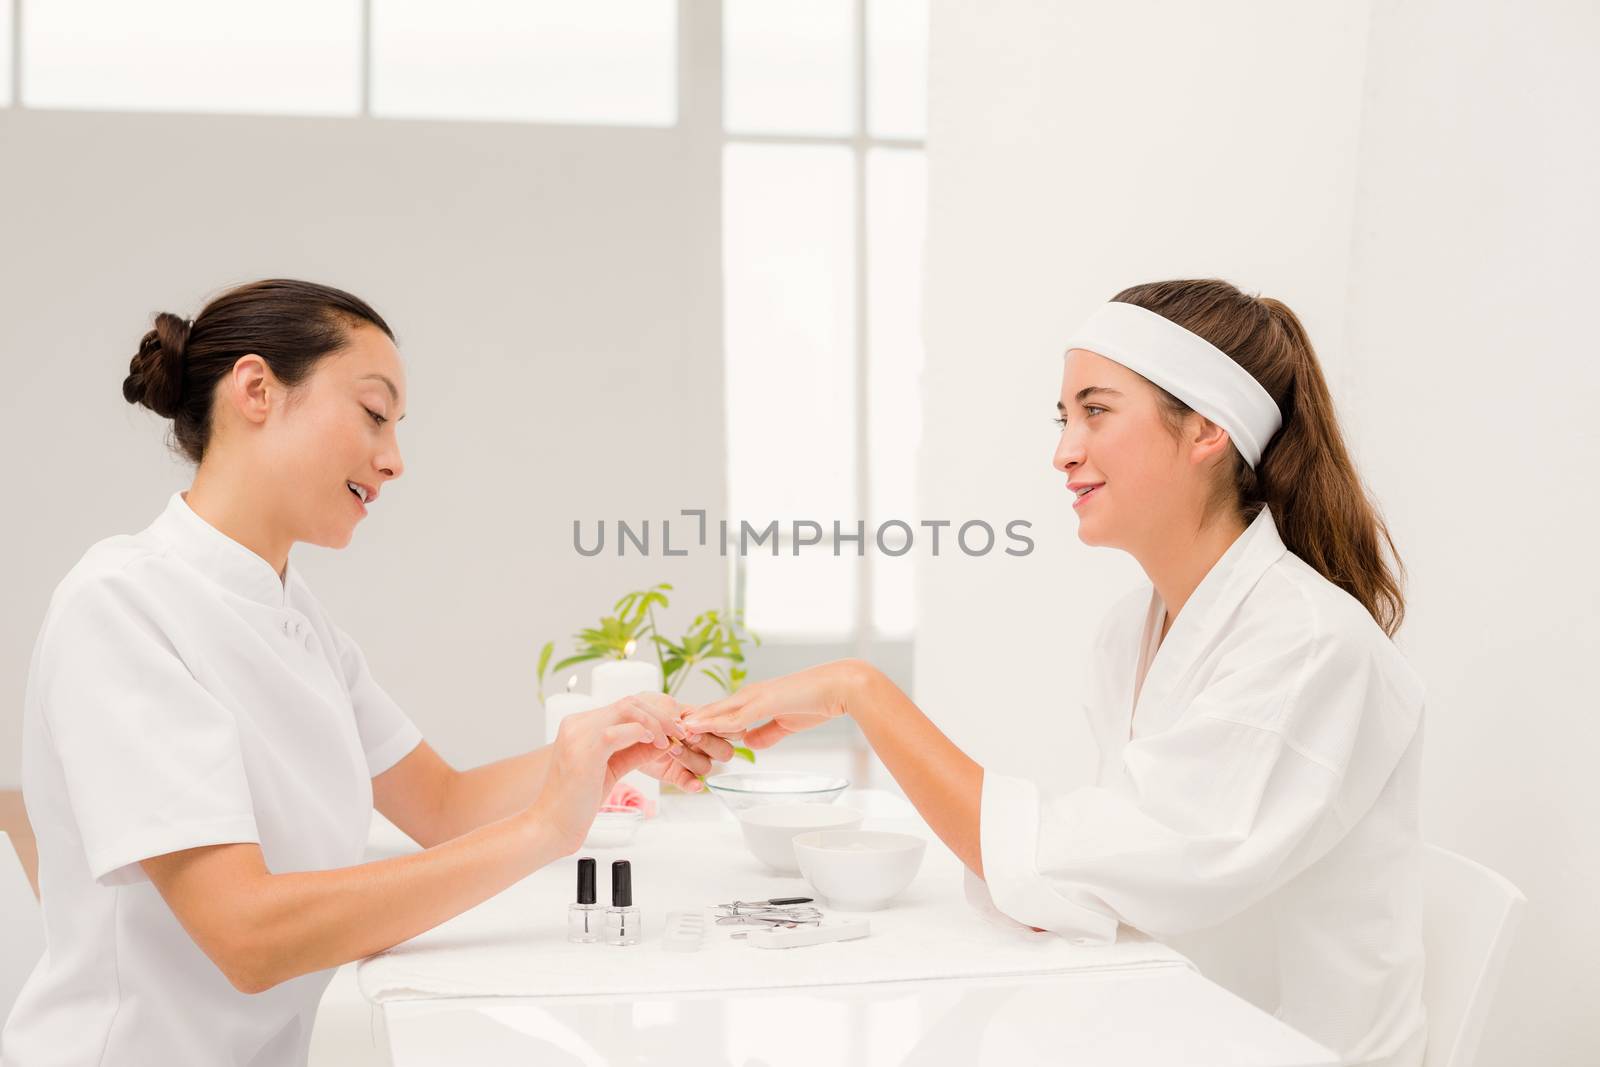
[[376, 967, 1338, 1066], [359, 792, 1339, 1067]]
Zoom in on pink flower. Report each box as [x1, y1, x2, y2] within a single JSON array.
[[604, 781, 657, 819]]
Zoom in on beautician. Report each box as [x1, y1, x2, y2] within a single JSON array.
[[1, 279, 734, 1066], [683, 279, 1428, 1067]]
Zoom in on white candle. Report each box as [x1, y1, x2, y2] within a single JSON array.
[[589, 659, 664, 705], [590, 646, 666, 807], [543, 676, 602, 746]]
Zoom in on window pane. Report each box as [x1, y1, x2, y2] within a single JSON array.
[[871, 545, 917, 637], [868, 0, 928, 138], [741, 549, 858, 639], [725, 0, 853, 135], [1, 1, 11, 106], [867, 148, 927, 634], [372, 0, 674, 126], [724, 143, 856, 527], [23, 0, 359, 115]]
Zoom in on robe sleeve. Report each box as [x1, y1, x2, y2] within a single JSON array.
[[39, 572, 260, 888], [977, 621, 1399, 943]]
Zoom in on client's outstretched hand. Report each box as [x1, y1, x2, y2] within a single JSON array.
[[679, 660, 858, 751]]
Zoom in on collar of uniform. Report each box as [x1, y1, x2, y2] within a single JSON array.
[[1133, 506, 1288, 730], [150, 490, 295, 610]]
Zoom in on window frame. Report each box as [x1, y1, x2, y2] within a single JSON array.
[[0, 0, 924, 717], [712, 0, 926, 696]]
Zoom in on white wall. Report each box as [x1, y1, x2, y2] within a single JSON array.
[[1341, 2, 1600, 1063], [919, 1, 1597, 1063], [0, 107, 727, 782], [916, 0, 1371, 782]]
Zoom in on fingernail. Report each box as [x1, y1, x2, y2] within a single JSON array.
[[685, 733, 701, 744], [689, 780, 702, 791]]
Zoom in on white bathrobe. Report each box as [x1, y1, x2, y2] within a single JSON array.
[[969, 505, 1428, 1067]]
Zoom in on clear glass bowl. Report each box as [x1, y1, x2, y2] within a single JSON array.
[[583, 805, 643, 848], [703, 772, 850, 813]]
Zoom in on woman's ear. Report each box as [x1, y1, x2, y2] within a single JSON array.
[[227, 354, 274, 426], [1186, 413, 1233, 468]]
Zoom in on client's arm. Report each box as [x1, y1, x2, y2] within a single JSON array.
[[682, 660, 985, 877]]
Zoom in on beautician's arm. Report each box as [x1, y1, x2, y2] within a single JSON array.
[[374, 730, 736, 848], [371, 741, 550, 847], [145, 810, 566, 995], [141, 700, 674, 995]]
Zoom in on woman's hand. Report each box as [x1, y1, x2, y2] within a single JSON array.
[[596, 692, 690, 788], [601, 691, 738, 793], [679, 660, 865, 750], [533, 697, 677, 852], [633, 725, 737, 793]]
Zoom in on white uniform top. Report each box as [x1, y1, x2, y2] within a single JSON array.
[[967, 505, 1428, 1067], [2, 491, 423, 1067]]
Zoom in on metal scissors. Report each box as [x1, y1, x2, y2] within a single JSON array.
[[713, 897, 823, 928]]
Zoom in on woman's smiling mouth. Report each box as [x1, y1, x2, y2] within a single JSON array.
[[345, 481, 378, 516], [1069, 481, 1104, 508]]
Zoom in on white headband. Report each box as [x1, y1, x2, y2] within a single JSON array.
[[1062, 301, 1283, 468]]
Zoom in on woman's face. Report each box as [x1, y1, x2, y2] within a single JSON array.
[[1053, 349, 1204, 554], [259, 324, 408, 551]]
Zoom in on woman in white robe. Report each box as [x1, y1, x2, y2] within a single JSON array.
[[683, 278, 1428, 1067]]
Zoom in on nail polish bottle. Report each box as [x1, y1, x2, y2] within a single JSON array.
[[568, 857, 600, 943], [606, 860, 640, 946]]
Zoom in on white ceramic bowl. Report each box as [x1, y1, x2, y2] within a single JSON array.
[[737, 804, 865, 874], [583, 805, 643, 849], [703, 772, 850, 814], [793, 830, 927, 911]]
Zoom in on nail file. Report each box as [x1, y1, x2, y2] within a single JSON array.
[[662, 910, 709, 952], [747, 918, 871, 949]]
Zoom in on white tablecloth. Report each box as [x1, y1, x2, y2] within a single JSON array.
[[357, 799, 1192, 1004]]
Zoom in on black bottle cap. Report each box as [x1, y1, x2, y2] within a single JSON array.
[[611, 859, 632, 908], [576, 857, 596, 905]]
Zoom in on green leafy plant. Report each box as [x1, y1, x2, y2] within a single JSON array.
[[537, 583, 761, 766]]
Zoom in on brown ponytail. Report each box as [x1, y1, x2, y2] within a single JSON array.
[[122, 279, 394, 466], [1111, 279, 1406, 637]]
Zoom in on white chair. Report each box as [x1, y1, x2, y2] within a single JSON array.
[[1, 830, 46, 1024], [1421, 844, 1526, 1067]]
